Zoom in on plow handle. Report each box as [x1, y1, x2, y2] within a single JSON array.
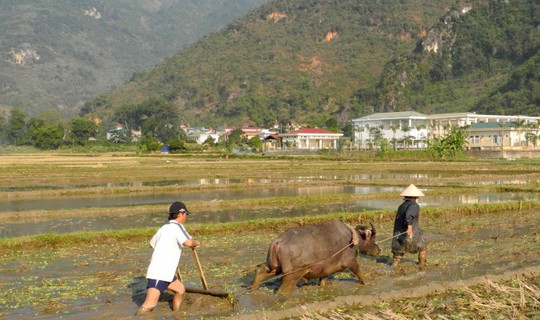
[[192, 248, 209, 290]]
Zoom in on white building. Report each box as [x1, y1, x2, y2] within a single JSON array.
[[185, 127, 221, 144], [106, 125, 141, 143], [280, 128, 343, 150], [352, 111, 429, 150], [427, 112, 540, 141], [352, 111, 540, 150], [466, 121, 540, 150]]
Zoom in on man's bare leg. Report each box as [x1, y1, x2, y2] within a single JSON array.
[[135, 287, 160, 315]]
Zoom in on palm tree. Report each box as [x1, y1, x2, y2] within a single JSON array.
[[401, 125, 411, 149], [514, 119, 527, 147], [524, 121, 540, 149], [525, 133, 537, 148], [390, 125, 398, 150], [369, 127, 383, 150], [402, 135, 413, 149], [497, 122, 508, 151]]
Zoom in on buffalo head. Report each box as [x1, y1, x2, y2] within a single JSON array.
[[354, 222, 381, 256]]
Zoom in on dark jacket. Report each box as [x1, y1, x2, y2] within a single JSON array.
[[391, 199, 426, 254]]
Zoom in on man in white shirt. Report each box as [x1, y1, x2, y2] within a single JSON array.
[[136, 201, 200, 315]]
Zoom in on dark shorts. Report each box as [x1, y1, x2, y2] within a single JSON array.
[[146, 276, 176, 293], [392, 232, 427, 255]]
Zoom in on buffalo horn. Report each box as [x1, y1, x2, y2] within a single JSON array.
[[369, 222, 376, 235]]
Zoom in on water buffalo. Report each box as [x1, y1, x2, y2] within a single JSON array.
[[252, 220, 381, 294]]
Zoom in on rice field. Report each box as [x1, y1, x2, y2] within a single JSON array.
[[0, 152, 539, 319]]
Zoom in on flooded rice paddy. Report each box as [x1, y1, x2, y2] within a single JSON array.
[[0, 154, 539, 319], [0, 190, 537, 238], [1, 158, 539, 238]]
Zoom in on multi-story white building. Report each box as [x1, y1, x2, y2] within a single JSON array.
[[352, 112, 540, 150], [280, 128, 343, 150], [352, 111, 429, 150], [427, 113, 540, 142]]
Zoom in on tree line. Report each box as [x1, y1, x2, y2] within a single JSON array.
[[0, 97, 274, 153], [0, 95, 466, 158], [0, 109, 98, 149]]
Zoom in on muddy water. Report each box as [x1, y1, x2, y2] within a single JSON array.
[[0, 191, 537, 238], [1, 206, 538, 320], [0, 185, 401, 213], [1, 170, 535, 213], [0, 173, 449, 192]]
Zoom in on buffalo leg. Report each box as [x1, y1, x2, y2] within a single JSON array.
[[252, 266, 277, 290], [277, 270, 307, 295], [349, 262, 366, 285]]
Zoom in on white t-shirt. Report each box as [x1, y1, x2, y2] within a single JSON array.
[[146, 220, 192, 282]]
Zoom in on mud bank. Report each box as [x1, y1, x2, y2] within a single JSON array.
[[228, 266, 540, 320]]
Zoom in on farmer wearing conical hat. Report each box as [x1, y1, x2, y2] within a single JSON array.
[[391, 184, 427, 269]]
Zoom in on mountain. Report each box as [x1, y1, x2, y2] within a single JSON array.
[[355, 0, 539, 116], [84, 0, 538, 129], [82, 0, 451, 127], [0, 0, 269, 117]]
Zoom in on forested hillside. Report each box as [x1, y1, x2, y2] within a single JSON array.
[[357, 0, 539, 116], [0, 0, 268, 117], [84, 0, 539, 130], [83, 0, 451, 128]]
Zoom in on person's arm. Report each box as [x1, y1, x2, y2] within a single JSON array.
[[405, 203, 419, 237], [183, 238, 200, 249], [407, 224, 413, 238]]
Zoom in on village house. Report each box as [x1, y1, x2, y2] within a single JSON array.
[[223, 126, 262, 137], [219, 126, 279, 142], [263, 134, 282, 151], [184, 127, 221, 144], [106, 124, 141, 143]]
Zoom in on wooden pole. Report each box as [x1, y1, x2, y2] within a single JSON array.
[[185, 287, 230, 298], [192, 248, 209, 290]]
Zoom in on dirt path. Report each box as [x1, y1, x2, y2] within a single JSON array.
[[1, 207, 539, 319]]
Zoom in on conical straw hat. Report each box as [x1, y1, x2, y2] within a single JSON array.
[[400, 184, 425, 197]]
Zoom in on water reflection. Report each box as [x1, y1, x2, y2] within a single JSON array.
[[0, 192, 536, 238], [0, 173, 455, 192], [0, 185, 402, 213], [427, 193, 538, 206]]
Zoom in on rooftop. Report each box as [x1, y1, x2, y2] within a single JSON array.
[[470, 122, 516, 129], [282, 128, 343, 136], [353, 111, 427, 121]]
